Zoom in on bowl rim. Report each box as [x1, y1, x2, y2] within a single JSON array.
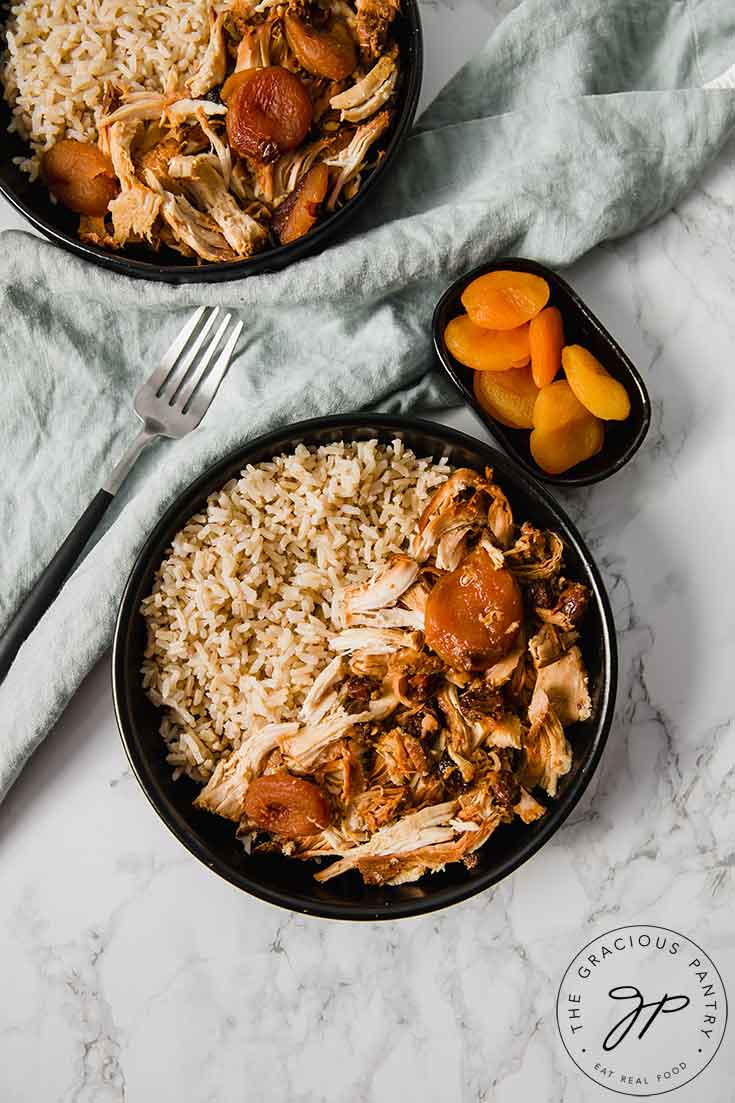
[[432, 256, 652, 488], [112, 412, 618, 920], [0, 0, 422, 283]]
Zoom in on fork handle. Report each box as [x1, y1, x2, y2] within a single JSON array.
[[0, 490, 114, 681], [0, 427, 157, 682]]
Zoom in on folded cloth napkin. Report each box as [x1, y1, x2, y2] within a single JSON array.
[[1, 0, 735, 800]]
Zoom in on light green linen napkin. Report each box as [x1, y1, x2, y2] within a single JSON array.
[[1, 0, 735, 799]]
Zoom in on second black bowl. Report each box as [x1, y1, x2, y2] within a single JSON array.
[[0, 0, 422, 282], [433, 258, 651, 488], [112, 414, 617, 920]]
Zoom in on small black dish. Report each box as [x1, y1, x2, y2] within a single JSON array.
[[432, 258, 651, 488], [0, 0, 421, 283], [112, 414, 617, 921]]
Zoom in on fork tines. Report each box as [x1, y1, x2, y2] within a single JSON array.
[[154, 306, 243, 423]]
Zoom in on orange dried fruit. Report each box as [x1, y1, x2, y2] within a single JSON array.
[[244, 773, 331, 838], [532, 379, 590, 433], [473, 364, 539, 429], [461, 270, 550, 331], [562, 345, 631, 421], [530, 416, 604, 475], [444, 314, 530, 372], [529, 305, 564, 387], [425, 546, 523, 671], [272, 163, 329, 244], [226, 66, 312, 163], [41, 139, 118, 217], [284, 14, 357, 80], [220, 68, 253, 104]]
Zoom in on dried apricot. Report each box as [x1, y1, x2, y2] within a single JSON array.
[[461, 270, 550, 331], [473, 364, 539, 429], [284, 14, 357, 80], [529, 305, 563, 387], [532, 380, 589, 433], [444, 314, 530, 372], [530, 416, 604, 475], [425, 546, 523, 671], [41, 139, 118, 217], [220, 68, 253, 104], [562, 345, 631, 421], [244, 773, 330, 838], [272, 163, 329, 244], [226, 66, 312, 163]]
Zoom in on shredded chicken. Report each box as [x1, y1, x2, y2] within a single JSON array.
[[194, 721, 300, 819], [235, 22, 272, 70], [330, 54, 397, 121], [282, 695, 397, 770], [187, 10, 227, 98], [506, 523, 564, 580], [340, 554, 419, 621], [412, 468, 491, 562], [529, 645, 592, 726], [107, 121, 161, 243], [528, 623, 577, 669], [313, 800, 460, 882], [324, 109, 391, 210], [145, 171, 239, 261], [330, 627, 423, 655], [172, 458, 595, 887], [514, 787, 546, 824], [521, 690, 572, 797], [169, 154, 268, 255], [300, 655, 344, 723]]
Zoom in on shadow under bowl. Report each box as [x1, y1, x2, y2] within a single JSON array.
[[112, 414, 617, 921], [432, 257, 651, 488]]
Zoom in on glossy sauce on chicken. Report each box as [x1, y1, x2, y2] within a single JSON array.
[[424, 546, 523, 671]]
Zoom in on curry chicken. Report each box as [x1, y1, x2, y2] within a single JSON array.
[[191, 466, 595, 886], [39, 0, 403, 261]]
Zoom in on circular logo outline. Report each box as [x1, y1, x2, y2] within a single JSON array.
[[556, 924, 728, 1097]]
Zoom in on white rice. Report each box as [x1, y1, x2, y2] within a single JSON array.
[[140, 440, 452, 783], [1, 0, 217, 177]]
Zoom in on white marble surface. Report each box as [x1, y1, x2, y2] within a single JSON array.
[[3, 3, 735, 1101]]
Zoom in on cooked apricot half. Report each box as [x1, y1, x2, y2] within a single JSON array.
[[425, 546, 523, 671], [529, 305, 564, 387], [41, 139, 118, 217], [445, 314, 530, 372], [220, 68, 253, 104], [461, 270, 550, 331], [533, 379, 590, 433], [562, 345, 631, 421], [244, 773, 330, 838], [473, 364, 539, 429], [530, 416, 604, 475], [272, 163, 329, 244], [284, 14, 357, 80], [226, 66, 312, 163]]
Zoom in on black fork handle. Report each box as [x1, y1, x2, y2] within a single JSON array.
[[0, 489, 113, 682], [0, 426, 156, 683]]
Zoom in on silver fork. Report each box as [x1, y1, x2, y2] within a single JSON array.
[[0, 307, 243, 681]]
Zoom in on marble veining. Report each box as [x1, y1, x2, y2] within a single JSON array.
[[2, 2, 735, 1099]]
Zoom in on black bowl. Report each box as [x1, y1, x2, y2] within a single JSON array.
[[0, 1, 422, 282], [112, 414, 617, 920], [432, 258, 651, 488]]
